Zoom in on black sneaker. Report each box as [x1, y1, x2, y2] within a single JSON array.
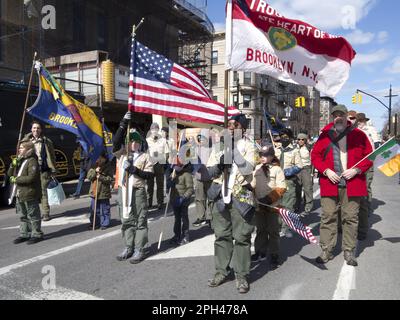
[[251, 252, 266, 262], [13, 237, 30, 244], [169, 237, 180, 246], [180, 237, 190, 245], [26, 237, 43, 245], [270, 254, 280, 270], [192, 219, 202, 227]]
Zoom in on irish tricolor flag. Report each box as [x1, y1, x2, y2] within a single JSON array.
[[225, 0, 356, 97], [368, 138, 400, 177]]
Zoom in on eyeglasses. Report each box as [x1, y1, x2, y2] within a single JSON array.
[[297, 139, 306, 141]]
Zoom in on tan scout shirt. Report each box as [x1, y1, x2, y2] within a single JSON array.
[[298, 145, 311, 167], [275, 143, 303, 170], [251, 164, 286, 205], [117, 152, 153, 189], [146, 136, 169, 164], [207, 137, 257, 187]]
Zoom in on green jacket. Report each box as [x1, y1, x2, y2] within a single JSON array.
[[21, 133, 57, 173], [87, 162, 114, 200], [8, 155, 41, 202], [170, 164, 194, 202]]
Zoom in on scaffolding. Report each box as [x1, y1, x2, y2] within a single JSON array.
[[172, 0, 214, 88]]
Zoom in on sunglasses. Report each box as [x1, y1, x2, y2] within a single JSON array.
[[349, 117, 356, 120], [297, 139, 306, 141]]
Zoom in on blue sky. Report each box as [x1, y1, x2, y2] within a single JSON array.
[[206, 0, 400, 133]]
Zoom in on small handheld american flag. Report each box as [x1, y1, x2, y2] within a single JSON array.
[[278, 207, 318, 244]]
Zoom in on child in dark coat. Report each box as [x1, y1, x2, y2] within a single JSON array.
[[169, 163, 194, 245]]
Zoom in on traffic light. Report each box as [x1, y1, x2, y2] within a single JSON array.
[[295, 96, 306, 108], [352, 93, 362, 104]]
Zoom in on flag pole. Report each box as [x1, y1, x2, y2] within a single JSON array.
[[223, 69, 230, 197], [16, 51, 37, 154], [157, 128, 184, 250], [125, 19, 145, 207], [92, 176, 99, 231], [8, 52, 37, 204]]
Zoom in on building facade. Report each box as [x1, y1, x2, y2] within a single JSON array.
[[319, 96, 337, 133]]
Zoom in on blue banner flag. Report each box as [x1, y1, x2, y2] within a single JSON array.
[[27, 62, 113, 162], [263, 110, 285, 134]]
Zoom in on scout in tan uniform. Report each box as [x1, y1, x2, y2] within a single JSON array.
[[296, 133, 314, 216], [274, 128, 303, 237], [113, 114, 154, 264], [146, 123, 168, 209], [251, 143, 286, 269], [206, 114, 257, 294]]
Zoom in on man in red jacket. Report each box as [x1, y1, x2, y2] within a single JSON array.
[[311, 105, 373, 266]]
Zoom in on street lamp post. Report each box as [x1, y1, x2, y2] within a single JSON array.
[[356, 85, 398, 136]]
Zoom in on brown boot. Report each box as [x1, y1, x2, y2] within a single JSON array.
[[344, 250, 358, 266], [315, 249, 333, 264]]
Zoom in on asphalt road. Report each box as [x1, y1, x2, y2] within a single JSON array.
[[0, 166, 399, 301]]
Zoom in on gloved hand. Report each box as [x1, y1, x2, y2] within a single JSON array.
[[166, 179, 175, 190], [11, 158, 20, 168], [129, 166, 138, 175], [173, 196, 186, 208], [341, 168, 358, 180], [324, 169, 341, 184], [124, 111, 132, 121], [258, 195, 273, 205], [123, 159, 132, 171], [218, 154, 232, 171], [9, 176, 17, 184], [120, 111, 132, 128]]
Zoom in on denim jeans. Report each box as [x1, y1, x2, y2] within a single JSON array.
[[74, 169, 87, 196], [90, 198, 111, 227]]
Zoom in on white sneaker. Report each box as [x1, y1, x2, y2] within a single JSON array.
[[279, 231, 286, 238]]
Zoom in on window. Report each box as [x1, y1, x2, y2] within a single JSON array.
[[244, 72, 251, 85], [211, 73, 218, 87], [243, 94, 251, 108], [233, 94, 238, 106], [260, 120, 263, 137], [212, 50, 218, 64], [213, 96, 218, 102], [246, 118, 252, 129], [233, 71, 239, 82]]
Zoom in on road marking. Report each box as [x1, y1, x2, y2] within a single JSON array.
[[332, 262, 357, 300], [279, 283, 304, 300], [148, 234, 215, 260], [0, 230, 120, 276], [0, 284, 102, 300], [1, 214, 90, 230]]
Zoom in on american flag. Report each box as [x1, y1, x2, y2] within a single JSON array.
[[278, 207, 318, 244], [128, 40, 240, 124]]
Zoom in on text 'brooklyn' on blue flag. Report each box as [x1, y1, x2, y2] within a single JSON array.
[[27, 62, 113, 162]]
